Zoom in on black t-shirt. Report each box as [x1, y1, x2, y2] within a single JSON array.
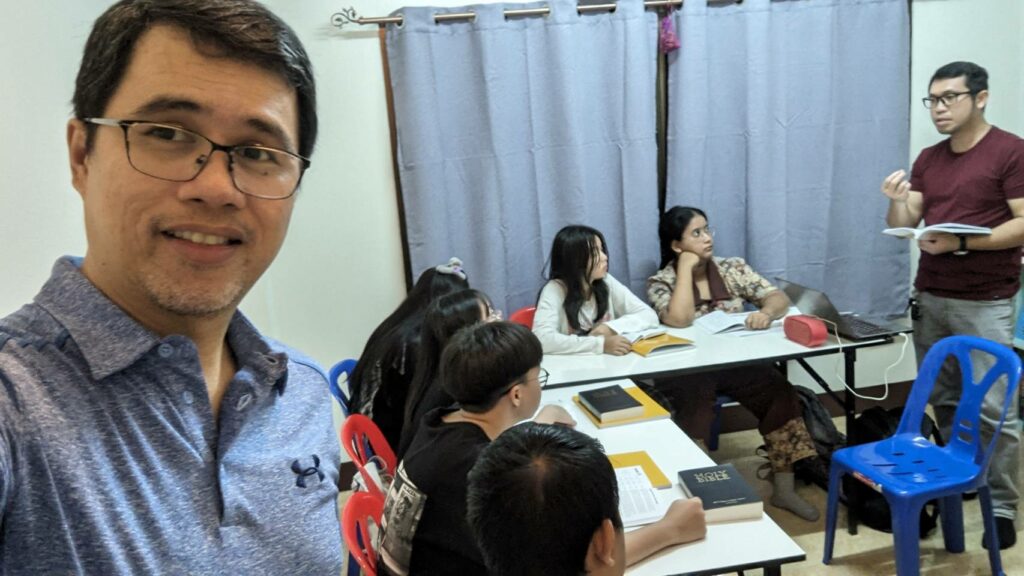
[[379, 408, 490, 576]]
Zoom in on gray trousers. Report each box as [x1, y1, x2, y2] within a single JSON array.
[[914, 291, 1020, 520]]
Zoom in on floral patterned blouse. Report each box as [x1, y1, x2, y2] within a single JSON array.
[[646, 256, 778, 319]]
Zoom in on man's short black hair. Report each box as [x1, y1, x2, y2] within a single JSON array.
[[439, 321, 542, 413], [74, 0, 317, 158], [930, 61, 988, 95], [467, 422, 622, 576]]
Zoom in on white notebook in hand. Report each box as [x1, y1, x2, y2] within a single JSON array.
[[883, 223, 991, 240]]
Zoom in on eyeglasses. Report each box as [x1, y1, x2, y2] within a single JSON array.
[[921, 91, 974, 110], [84, 118, 310, 200], [534, 367, 550, 389], [497, 367, 550, 398], [689, 226, 715, 239]]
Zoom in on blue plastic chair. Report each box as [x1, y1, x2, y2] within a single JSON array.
[[328, 358, 357, 416], [708, 393, 735, 451], [823, 335, 1022, 576]]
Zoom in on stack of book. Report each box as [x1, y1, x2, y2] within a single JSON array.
[[573, 383, 671, 428]]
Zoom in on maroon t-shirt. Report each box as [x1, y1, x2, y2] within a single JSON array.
[[912, 126, 1024, 300]]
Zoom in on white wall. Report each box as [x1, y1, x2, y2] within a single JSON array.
[[1, 0, 1021, 386], [791, 0, 1024, 391]]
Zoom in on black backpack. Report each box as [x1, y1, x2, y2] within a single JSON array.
[[843, 406, 942, 538], [792, 385, 846, 488]]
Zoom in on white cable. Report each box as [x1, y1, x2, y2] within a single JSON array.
[[805, 316, 911, 402]]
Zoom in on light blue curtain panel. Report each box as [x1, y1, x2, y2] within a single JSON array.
[[666, 0, 911, 317], [386, 0, 660, 314]]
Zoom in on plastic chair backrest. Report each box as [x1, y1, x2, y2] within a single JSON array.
[[329, 359, 358, 415], [898, 335, 1022, 471], [342, 491, 384, 576], [341, 414, 398, 497], [509, 306, 537, 328]]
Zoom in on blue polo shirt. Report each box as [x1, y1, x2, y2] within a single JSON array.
[[0, 258, 342, 575]]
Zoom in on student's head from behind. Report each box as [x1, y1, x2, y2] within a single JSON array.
[[67, 0, 316, 325], [404, 288, 495, 426], [404, 259, 472, 316], [547, 225, 610, 333], [927, 61, 989, 135], [467, 422, 625, 576], [440, 321, 544, 416], [658, 206, 712, 267]]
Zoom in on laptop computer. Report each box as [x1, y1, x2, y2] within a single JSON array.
[[773, 278, 904, 341]]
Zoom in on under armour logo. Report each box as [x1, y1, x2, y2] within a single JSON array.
[[291, 454, 324, 488]]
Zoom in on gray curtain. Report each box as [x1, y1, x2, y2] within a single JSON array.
[[666, 0, 911, 317], [386, 0, 660, 315]]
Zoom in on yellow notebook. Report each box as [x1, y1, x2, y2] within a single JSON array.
[[572, 386, 670, 429], [608, 450, 671, 489], [630, 333, 694, 357]]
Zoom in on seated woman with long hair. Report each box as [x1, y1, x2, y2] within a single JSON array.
[[399, 288, 498, 457], [533, 225, 659, 355], [647, 206, 821, 521], [349, 258, 469, 449]]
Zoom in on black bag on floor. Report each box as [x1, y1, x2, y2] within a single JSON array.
[[792, 385, 846, 488], [844, 405, 942, 538]]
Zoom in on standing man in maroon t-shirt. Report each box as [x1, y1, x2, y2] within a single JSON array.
[[882, 61, 1024, 550]]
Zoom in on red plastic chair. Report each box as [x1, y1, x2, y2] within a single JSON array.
[[343, 491, 384, 576], [341, 414, 398, 498], [509, 306, 537, 328]]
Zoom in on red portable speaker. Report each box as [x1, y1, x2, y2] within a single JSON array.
[[784, 315, 828, 348]]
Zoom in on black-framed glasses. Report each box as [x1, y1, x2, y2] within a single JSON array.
[[535, 367, 550, 389], [921, 91, 974, 110], [689, 225, 715, 239], [496, 367, 551, 399], [84, 118, 311, 200]]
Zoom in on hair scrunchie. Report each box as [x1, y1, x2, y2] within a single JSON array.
[[435, 257, 467, 280]]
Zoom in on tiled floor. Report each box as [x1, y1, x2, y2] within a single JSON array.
[[714, 424, 1024, 576]]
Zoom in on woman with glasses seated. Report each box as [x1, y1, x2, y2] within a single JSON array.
[[533, 225, 659, 355], [647, 206, 822, 521]]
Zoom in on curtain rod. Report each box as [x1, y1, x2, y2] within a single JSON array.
[[332, 0, 742, 29]]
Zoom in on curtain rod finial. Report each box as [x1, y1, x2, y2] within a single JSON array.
[[331, 7, 361, 29]]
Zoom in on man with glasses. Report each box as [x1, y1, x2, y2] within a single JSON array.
[[0, 1, 342, 573], [881, 61, 1024, 549]]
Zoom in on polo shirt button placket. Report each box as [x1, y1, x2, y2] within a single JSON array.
[[158, 343, 174, 358], [182, 390, 195, 405]]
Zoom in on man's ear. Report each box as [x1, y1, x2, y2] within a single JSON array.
[[974, 89, 989, 112], [67, 119, 90, 197], [585, 518, 618, 569]]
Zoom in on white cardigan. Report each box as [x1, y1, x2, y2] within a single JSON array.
[[533, 273, 659, 355]]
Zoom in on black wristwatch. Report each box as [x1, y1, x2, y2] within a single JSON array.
[[953, 234, 969, 256]]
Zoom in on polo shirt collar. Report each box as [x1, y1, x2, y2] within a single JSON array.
[[35, 257, 289, 392], [35, 257, 160, 381]]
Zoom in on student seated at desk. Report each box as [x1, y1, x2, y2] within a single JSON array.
[[647, 206, 822, 521], [468, 422, 706, 576], [378, 322, 704, 575], [349, 258, 468, 449], [399, 288, 498, 457], [533, 225, 659, 355]]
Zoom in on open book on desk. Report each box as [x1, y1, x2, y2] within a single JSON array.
[[621, 328, 694, 356], [693, 308, 797, 337], [616, 465, 672, 527], [883, 223, 991, 240]]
